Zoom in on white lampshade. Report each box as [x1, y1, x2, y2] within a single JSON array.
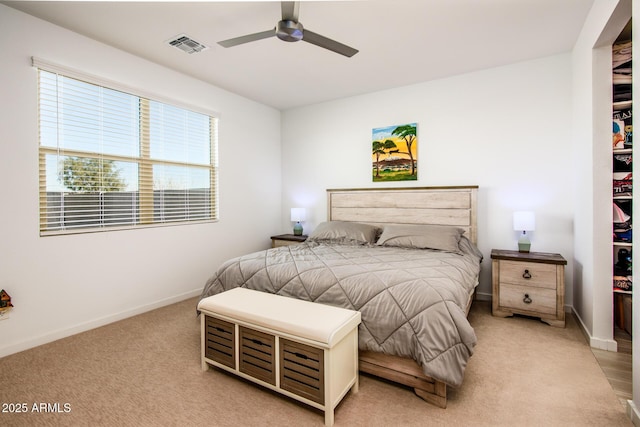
[[513, 211, 535, 232], [291, 208, 306, 222]]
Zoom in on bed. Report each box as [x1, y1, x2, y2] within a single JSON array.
[[199, 186, 481, 408]]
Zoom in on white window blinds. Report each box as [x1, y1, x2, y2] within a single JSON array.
[[37, 66, 218, 235]]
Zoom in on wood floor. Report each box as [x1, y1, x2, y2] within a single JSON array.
[[592, 327, 633, 408]]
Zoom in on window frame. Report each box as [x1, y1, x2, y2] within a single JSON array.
[[34, 57, 219, 236]]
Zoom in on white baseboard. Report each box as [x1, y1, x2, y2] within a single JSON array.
[[571, 307, 618, 351], [628, 400, 640, 426], [0, 289, 202, 359]]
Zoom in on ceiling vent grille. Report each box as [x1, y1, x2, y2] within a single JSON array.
[[167, 34, 209, 54]]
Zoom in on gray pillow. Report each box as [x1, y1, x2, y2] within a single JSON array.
[[376, 224, 464, 253], [307, 221, 379, 245]]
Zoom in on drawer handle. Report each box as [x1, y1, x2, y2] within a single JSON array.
[[523, 294, 532, 304], [294, 352, 309, 360], [522, 269, 532, 279], [250, 338, 264, 346], [215, 327, 226, 332]]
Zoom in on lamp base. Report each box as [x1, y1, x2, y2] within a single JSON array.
[[518, 242, 531, 253], [293, 222, 303, 236], [518, 234, 531, 253]]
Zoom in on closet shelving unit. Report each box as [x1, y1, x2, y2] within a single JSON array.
[[612, 27, 633, 348]]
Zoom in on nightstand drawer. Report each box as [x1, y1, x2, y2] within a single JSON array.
[[499, 260, 557, 289], [273, 239, 302, 248], [499, 283, 557, 315], [271, 234, 307, 248]]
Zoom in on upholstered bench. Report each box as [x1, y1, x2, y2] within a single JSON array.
[[198, 288, 361, 426]]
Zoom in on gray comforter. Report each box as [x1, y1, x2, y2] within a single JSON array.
[[199, 238, 482, 387]]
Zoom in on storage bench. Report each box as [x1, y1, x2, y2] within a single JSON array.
[[197, 288, 361, 426]]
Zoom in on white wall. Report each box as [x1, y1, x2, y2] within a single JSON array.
[[0, 5, 282, 357], [281, 54, 575, 301]]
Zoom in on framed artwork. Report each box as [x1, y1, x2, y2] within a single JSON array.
[[372, 123, 417, 182]]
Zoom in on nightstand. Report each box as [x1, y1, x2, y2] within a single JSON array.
[[491, 249, 567, 327], [270, 234, 307, 248]]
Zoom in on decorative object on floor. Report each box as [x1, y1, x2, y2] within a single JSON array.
[[513, 211, 535, 252], [372, 123, 417, 182], [291, 207, 306, 236], [0, 289, 13, 320]]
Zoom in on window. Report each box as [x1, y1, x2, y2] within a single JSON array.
[[36, 63, 218, 235]]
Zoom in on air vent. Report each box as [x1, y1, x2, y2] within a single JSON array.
[[167, 34, 209, 54]]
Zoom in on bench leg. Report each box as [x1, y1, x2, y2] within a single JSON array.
[[324, 408, 334, 427], [200, 316, 209, 372]]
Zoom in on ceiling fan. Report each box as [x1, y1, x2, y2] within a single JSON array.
[[217, 1, 359, 58]]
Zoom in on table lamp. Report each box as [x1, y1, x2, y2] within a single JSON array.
[[291, 208, 306, 236], [513, 211, 535, 253]]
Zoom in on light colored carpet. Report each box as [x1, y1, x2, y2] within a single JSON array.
[[0, 298, 631, 426]]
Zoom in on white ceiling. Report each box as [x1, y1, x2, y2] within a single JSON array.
[[4, 0, 595, 110]]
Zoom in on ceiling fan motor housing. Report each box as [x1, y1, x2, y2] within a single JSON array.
[[277, 20, 304, 42]]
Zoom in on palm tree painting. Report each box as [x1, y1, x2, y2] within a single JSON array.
[[372, 123, 417, 181]]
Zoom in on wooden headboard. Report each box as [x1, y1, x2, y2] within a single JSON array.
[[327, 186, 478, 244]]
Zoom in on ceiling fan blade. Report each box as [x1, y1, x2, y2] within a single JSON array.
[[281, 1, 300, 22], [302, 29, 359, 58], [218, 29, 275, 48]]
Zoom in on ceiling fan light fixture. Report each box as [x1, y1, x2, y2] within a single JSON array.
[[276, 20, 304, 42]]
